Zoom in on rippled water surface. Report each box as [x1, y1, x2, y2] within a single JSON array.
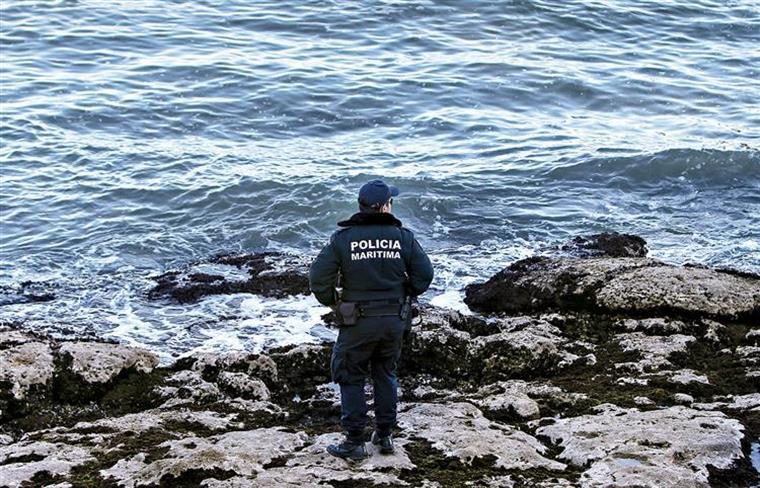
[[1, 0, 758, 360]]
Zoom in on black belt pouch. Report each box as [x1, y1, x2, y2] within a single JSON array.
[[337, 301, 359, 326]]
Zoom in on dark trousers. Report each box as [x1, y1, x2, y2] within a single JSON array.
[[330, 314, 406, 438]]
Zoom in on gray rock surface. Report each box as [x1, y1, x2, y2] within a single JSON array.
[[100, 428, 308, 487], [615, 332, 696, 372], [537, 404, 745, 488], [0, 338, 55, 400], [248, 433, 413, 487], [1, 248, 758, 487], [669, 369, 710, 385], [0, 441, 94, 488], [398, 402, 565, 471], [59, 341, 159, 384], [464, 257, 760, 319]]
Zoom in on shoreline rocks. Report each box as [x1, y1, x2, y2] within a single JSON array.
[[2, 238, 758, 487], [464, 256, 760, 320], [147, 252, 311, 303]]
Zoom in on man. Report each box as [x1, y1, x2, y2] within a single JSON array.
[[309, 179, 434, 460]]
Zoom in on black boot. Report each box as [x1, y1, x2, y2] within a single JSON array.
[[327, 433, 368, 460], [371, 431, 395, 454]]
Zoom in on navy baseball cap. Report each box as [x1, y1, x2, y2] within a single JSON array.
[[358, 179, 399, 207]]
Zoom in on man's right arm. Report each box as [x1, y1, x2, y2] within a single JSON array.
[[309, 235, 341, 307], [407, 235, 434, 297]]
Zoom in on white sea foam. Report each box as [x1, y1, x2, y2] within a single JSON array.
[[188, 263, 251, 282]]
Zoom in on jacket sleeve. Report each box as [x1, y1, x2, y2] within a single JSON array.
[[407, 236, 434, 297], [309, 235, 341, 306]]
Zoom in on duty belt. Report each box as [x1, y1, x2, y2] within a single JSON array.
[[356, 298, 403, 317]]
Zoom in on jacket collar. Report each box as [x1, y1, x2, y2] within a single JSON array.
[[337, 212, 403, 228]]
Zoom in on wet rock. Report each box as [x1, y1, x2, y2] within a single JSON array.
[[398, 402, 565, 471], [562, 232, 648, 258], [155, 370, 223, 409], [673, 393, 694, 404], [0, 337, 55, 401], [402, 324, 472, 379], [403, 316, 586, 383], [267, 343, 332, 395], [216, 372, 270, 401], [669, 369, 710, 385], [693, 393, 760, 412], [0, 281, 56, 306], [747, 328, 760, 345], [732, 346, 760, 379], [616, 376, 649, 386], [148, 252, 310, 303], [465, 257, 760, 320], [616, 317, 689, 335], [470, 317, 572, 380], [416, 304, 495, 337], [702, 319, 727, 343], [597, 265, 760, 320], [35, 409, 242, 447], [471, 380, 587, 421], [100, 427, 308, 487], [633, 396, 655, 406], [188, 351, 280, 387], [247, 432, 413, 487], [614, 332, 695, 372], [469, 475, 516, 487], [464, 257, 657, 314], [58, 341, 159, 384], [471, 381, 540, 420], [537, 404, 746, 487], [0, 441, 94, 488]]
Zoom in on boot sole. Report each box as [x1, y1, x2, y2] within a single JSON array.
[[371, 439, 395, 455]]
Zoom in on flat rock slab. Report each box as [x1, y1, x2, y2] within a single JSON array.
[[597, 265, 760, 319], [100, 427, 308, 487], [59, 341, 159, 384], [464, 257, 760, 320], [0, 441, 94, 488], [615, 332, 696, 372], [35, 409, 242, 446], [398, 402, 565, 471], [246, 433, 413, 487], [537, 404, 746, 487], [148, 252, 310, 303]]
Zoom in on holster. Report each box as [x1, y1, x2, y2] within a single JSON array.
[[335, 301, 359, 327]]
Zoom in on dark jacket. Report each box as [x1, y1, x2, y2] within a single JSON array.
[[309, 212, 434, 306]]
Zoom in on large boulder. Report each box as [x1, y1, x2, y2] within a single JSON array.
[[58, 341, 159, 385], [561, 232, 648, 258], [465, 257, 760, 320]]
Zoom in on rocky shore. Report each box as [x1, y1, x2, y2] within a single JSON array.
[[1, 233, 758, 487]]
